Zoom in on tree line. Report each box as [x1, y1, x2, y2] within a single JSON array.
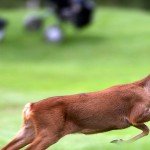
[[96, 0, 150, 9], [0, 0, 149, 9]]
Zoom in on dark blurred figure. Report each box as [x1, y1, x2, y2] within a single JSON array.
[[24, 16, 44, 31], [0, 18, 7, 41], [50, 0, 94, 28], [44, 0, 95, 42], [24, 0, 95, 42]]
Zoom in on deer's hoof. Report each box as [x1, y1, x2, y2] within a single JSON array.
[[111, 139, 124, 144]]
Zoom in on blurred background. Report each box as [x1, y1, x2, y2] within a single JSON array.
[[0, 0, 150, 150]]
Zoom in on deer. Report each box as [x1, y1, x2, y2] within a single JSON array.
[[2, 75, 150, 150]]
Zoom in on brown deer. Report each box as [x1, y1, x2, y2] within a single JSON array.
[[2, 75, 150, 150]]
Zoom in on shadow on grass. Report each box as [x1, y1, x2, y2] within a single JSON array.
[[65, 34, 108, 45]]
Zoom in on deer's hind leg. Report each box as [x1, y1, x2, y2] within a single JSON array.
[[2, 103, 36, 150], [2, 121, 35, 150], [25, 130, 61, 150], [25, 121, 80, 150], [25, 115, 63, 150]]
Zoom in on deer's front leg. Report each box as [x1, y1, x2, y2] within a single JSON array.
[[111, 105, 150, 144], [111, 124, 149, 144], [127, 124, 149, 143]]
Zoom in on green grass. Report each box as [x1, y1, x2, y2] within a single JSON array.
[[0, 7, 150, 149]]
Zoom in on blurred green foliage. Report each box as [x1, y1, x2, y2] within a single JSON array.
[[0, 0, 149, 9]]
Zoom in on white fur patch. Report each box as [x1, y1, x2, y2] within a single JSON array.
[[23, 103, 32, 119]]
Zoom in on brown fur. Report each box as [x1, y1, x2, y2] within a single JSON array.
[[2, 75, 150, 150]]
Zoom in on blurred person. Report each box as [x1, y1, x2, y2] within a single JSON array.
[[45, 0, 95, 42], [24, 15, 44, 31], [25, 0, 95, 42], [49, 0, 95, 28], [0, 18, 7, 42], [26, 0, 40, 8]]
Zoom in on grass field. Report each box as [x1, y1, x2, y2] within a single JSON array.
[[0, 7, 150, 149]]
